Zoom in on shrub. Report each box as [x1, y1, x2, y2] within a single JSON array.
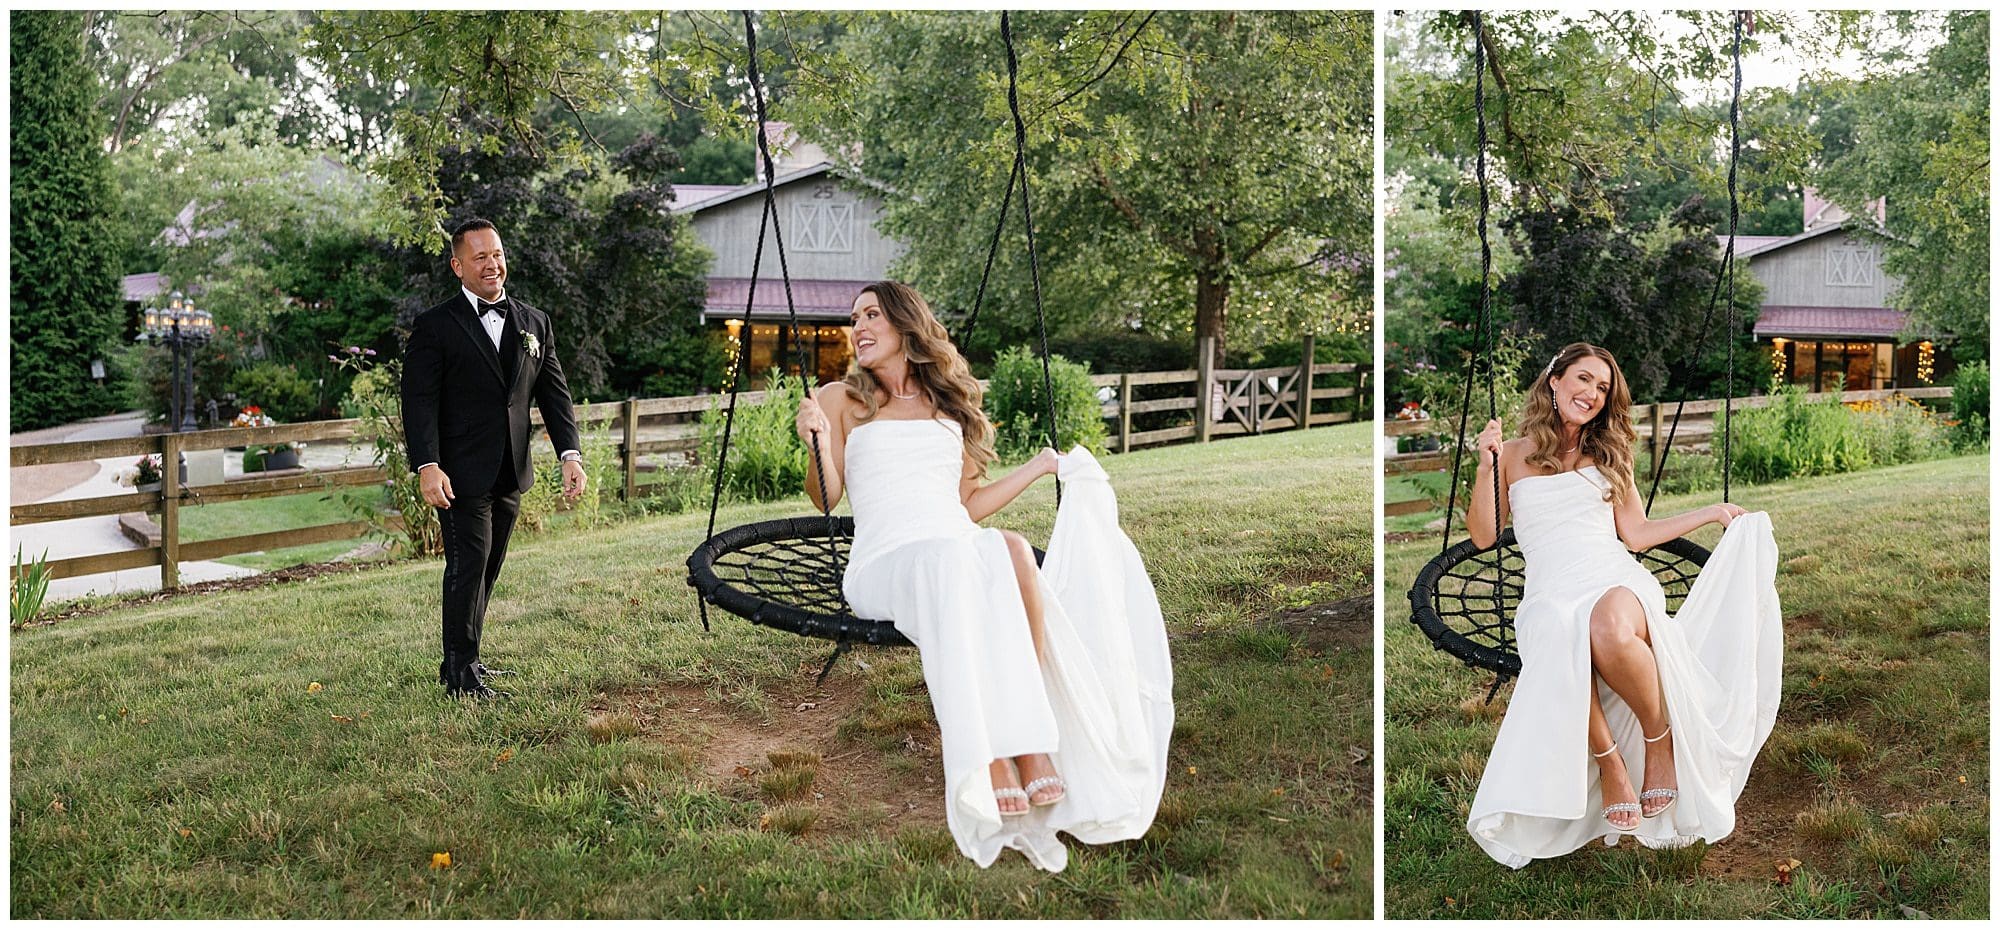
[[337, 356, 440, 557], [697, 370, 811, 504], [1949, 361, 1988, 448], [1848, 395, 1951, 468], [1730, 386, 1870, 483], [516, 413, 618, 534], [984, 345, 1109, 459], [228, 361, 319, 422]]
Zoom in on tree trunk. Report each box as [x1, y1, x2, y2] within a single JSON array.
[[1195, 268, 1229, 369]]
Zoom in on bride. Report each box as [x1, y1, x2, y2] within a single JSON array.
[[1462, 342, 1783, 868], [793, 281, 1173, 871]]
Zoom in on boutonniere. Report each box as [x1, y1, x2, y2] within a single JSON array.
[[521, 331, 541, 359]]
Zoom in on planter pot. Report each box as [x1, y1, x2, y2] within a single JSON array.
[[264, 448, 301, 471], [136, 482, 161, 495]]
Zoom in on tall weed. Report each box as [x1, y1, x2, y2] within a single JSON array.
[[698, 371, 811, 504]]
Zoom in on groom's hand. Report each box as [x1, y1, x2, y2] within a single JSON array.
[[562, 459, 587, 501], [420, 465, 455, 510]]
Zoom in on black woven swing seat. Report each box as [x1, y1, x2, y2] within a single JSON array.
[[1407, 528, 1711, 678], [686, 515, 1046, 647], [686, 516, 909, 646]]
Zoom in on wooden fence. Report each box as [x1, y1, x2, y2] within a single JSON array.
[[1382, 385, 1956, 516], [10, 336, 1369, 588]]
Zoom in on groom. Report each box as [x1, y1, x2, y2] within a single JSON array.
[[401, 218, 586, 699]]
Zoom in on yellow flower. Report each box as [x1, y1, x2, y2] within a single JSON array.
[[1187, 766, 1198, 776], [307, 682, 323, 694], [430, 852, 452, 870]]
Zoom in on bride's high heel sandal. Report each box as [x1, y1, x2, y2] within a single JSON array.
[[1593, 743, 1641, 832], [993, 786, 1031, 817], [1024, 775, 1066, 807], [1640, 725, 1679, 818]]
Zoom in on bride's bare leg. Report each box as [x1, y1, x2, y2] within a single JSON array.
[[998, 530, 1063, 804], [1588, 674, 1639, 829], [1587, 587, 1677, 815], [998, 530, 1047, 655]]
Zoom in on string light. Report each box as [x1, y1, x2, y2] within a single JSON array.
[[1916, 341, 1935, 384], [1769, 338, 1787, 390]]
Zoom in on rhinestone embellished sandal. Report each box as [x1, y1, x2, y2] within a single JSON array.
[[1641, 725, 1679, 818], [1025, 775, 1067, 807], [1593, 743, 1640, 832], [993, 786, 1031, 817]]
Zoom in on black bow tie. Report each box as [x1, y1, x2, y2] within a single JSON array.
[[477, 298, 507, 318]]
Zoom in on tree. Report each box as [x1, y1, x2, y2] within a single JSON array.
[[1503, 194, 1767, 404], [1387, 11, 1860, 221], [809, 11, 1372, 367], [1817, 11, 1989, 361], [11, 11, 125, 430]]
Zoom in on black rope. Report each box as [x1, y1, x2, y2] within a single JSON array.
[[741, 11, 841, 556], [1440, 10, 1497, 556], [1001, 12, 1062, 504], [1720, 12, 1742, 504], [956, 154, 1020, 346], [701, 11, 841, 622], [1645, 10, 1745, 512]]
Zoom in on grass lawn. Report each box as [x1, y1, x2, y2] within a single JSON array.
[[1384, 454, 1990, 919], [11, 424, 1373, 918], [176, 488, 390, 573]]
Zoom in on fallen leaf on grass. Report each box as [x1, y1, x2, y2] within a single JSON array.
[[494, 748, 515, 764], [430, 852, 452, 870], [1270, 787, 1286, 798], [307, 682, 323, 694], [48, 798, 66, 814], [1187, 766, 1198, 776], [734, 765, 755, 779], [1775, 857, 1801, 886], [1328, 849, 1347, 870], [176, 827, 192, 838], [796, 702, 818, 712], [330, 714, 354, 724], [1897, 904, 1932, 919]]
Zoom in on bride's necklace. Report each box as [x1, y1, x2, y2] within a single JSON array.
[[889, 384, 920, 400]]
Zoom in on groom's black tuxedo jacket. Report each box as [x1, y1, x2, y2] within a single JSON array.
[[401, 292, 581, 499]]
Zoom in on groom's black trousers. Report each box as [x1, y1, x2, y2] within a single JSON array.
[[435, 465, 521, 682]]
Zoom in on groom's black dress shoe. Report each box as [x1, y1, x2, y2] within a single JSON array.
[[470, 661, 516, 679], [441, 655, 509, 700]]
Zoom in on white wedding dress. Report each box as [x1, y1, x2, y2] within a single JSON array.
[[1467, 466, 1784, 868], [840, 417, 1174, 872]]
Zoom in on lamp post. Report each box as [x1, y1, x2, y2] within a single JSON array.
[[136, 291, 214, 432]]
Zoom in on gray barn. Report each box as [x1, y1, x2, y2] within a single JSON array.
[[1740, 189, 1944, 391], [675, 158, 903, 387]]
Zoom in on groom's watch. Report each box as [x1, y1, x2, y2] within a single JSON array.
[[560, 450, 581, 464]]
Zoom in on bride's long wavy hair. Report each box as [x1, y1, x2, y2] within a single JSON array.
[[840, 281, 997, 478], [1519, 342, 1639, 504]]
